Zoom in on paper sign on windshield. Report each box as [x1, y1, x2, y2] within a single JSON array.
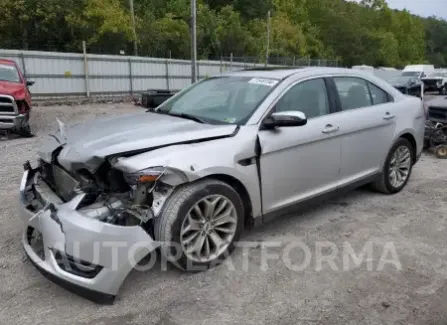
[[248, 78, 279, 87], [0, 64, 15, 70]]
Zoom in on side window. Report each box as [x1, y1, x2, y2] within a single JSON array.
[[275, 78, 330, 119], [333, 77, 372, 111], [368, 82, 391, 105]]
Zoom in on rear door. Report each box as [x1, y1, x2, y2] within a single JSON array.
[[330, 76, 397, 184]]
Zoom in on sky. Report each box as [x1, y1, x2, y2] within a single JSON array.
[[385, 0, 447, 19]]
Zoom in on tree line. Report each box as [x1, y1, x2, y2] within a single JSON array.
[[1, 0, 447, 68]]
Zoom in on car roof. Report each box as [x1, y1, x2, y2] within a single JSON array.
[[222, 67, 363, 80], [0, 59, 16, 66]]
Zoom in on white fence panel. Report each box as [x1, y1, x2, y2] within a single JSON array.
[[0, 49, 405, 98]]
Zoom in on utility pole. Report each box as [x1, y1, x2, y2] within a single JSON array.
[[191, 0, 197, 83], [129, 0, 138, 56], [265, 10, 271, 67]]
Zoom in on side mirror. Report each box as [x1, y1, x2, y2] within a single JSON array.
[[26, 80, 35, 86], [262, 111, 307, 129]]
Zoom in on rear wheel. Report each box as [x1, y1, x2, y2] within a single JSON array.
[[440, 85, 447, 95], [154, 179, 244, 271], [371, 138, 414, 194]]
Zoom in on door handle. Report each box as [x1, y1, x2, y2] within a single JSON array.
[[383, 113, 395, 120], [322, 124, 340, 134]]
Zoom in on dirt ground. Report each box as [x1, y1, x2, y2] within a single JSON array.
[[1, 101, 447, 325]]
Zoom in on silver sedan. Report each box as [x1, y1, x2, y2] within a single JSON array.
[[19, 67, 425, 303]]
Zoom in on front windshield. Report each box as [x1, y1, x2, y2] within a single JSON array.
[[389, 76, 412, 83], [156, 76, 279, 125], [427, 72, 447, 77], [401, 71, 420, 77], [0, 64, 20, 83]]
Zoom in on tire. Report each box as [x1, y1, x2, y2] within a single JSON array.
[[14, 112, 33, 138], [435, 144, 447, 159], [371, 138, 414, 194], [154, 179, 244, 271], [440, 86, 447, 95]]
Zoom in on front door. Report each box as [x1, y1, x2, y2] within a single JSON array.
[[258, 78, 342, 216]]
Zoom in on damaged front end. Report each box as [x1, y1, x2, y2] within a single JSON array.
[[19, 153, 180, 303]]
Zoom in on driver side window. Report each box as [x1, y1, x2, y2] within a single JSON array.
[[275, 78, 330, 119]]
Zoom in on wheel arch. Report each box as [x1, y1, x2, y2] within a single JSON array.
[[398, 132, 417, 163], [203, 174, 254, 228]]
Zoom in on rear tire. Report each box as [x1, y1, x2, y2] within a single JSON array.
[[371, 138, 414, 194], [154, 179, 244, 271]]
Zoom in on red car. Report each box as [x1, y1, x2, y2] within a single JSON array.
[[0, 59, 34, 137]]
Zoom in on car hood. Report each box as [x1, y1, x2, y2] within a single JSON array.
[[38, 111, 238, 172], [0, 81, 26, 99]]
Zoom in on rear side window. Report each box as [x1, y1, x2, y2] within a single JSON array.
[[368, 82, 391, 105], [333, 77, 372, 110]]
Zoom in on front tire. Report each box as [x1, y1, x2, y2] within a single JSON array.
[[371, 138, 414, 194], [154, 179, 244, 271], [14, 112, 33, 138]]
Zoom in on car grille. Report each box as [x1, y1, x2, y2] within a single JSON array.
[[0, 95, 18, 115], [427, 106, 447, 123], [423, 79, 439, 86], [40, 161, 80, 202], [52, 249, 103, 279]]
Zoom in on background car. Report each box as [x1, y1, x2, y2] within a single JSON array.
[[0, 59, 34, 137]]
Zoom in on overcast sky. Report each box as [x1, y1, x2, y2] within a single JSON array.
[[385, 0, 447, 19]]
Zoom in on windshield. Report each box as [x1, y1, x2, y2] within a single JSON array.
[[156, 76, 279, 125], [427, 72, 447, 77], [401, 71, 420, 77], [0, 64, 20, 83], [389, 76, 413, 84]]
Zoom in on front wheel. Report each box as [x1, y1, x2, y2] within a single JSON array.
[[154, 179, 244, 271], [371, 138, 414, 194], [14, 112, 33, 138]]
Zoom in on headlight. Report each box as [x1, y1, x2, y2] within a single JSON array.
[[123, 166, 166, 185]]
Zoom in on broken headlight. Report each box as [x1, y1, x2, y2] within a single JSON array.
[[123, 166, 166, 185]]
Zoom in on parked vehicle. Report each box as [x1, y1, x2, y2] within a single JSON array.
[[402, 64, 435, 78], [19, 68, 425, 303], [140, 89, 177, 109], [421, 70, 447, 94], [387, 74, 423, 97], [0, 59, 34, 136], [424, 96, 447, 157]]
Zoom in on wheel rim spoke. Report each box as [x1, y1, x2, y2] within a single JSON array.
[[180, 194, 238, 263], [388, 146, 411, 188]]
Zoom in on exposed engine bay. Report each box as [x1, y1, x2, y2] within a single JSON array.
[[27, 156, 174, 232]]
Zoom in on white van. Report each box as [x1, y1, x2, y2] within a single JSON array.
[[402, 64, 435, 78]]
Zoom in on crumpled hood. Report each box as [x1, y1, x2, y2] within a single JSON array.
[[38, 111, 238, 172], [0, 81, 26, 99]]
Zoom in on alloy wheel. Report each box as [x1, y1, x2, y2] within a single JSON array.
[[180, 194, 237, 263], [388, 145, 411, 188]]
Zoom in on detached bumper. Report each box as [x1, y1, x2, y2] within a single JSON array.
[[19, 167, 160, 303], [0, 114, 26, 130]]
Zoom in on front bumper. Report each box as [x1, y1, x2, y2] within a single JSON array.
[[0, 113, 26, 130], [19, 166, 160, 303]]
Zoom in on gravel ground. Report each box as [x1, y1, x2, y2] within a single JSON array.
[[1, 101, 447, 325]]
